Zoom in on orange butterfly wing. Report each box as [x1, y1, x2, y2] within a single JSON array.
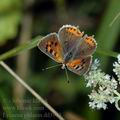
[[38, 33, 64, 63], [66, 56, 92, 75]]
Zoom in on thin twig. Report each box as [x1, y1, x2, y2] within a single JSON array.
[[0, 61, 65, 120], [0, 36, 41, 61], [109, 12, 120, 27]]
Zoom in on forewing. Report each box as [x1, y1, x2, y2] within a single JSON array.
[[37, 33, 63, 63], [58, 25, 84, 58], [66, 56, 92, 75]]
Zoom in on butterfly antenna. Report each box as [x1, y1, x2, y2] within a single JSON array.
[[42, 64, 61, 71], [64, 67, 70, 83]]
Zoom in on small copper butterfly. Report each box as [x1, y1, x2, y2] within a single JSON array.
[[37, 25, 97, 76]]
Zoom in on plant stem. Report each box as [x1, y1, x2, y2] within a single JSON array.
[[96, 49, 118, 58], [0, 61, 65, 120], [114, 90, 120, 97], [0, 36, 41, 61]]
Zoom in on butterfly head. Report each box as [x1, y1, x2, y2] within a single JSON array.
[[61, 63, 66, 70]]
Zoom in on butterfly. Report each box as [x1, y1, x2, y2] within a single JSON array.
[[37, 25, 97, 77]]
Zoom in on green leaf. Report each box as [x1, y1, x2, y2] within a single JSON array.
[[0, 0, 22, 13], [0, 11, 22, 45], [96, 0, 120, 69], [0, 0, 23, 45]]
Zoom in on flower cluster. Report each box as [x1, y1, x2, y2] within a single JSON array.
[[113, 55, 120, 83], [84, 56, 120, 110]]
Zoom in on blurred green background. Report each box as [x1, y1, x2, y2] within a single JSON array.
[[0, 0, 120, 120]]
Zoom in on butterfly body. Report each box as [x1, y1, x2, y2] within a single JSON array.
[[38, 25, 97, 75]]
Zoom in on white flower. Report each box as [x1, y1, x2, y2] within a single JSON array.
[[88, 90, 108, 110], [113, 54, 120, 83], [91, 59, 100, 70], [84, 59, 118, 110]]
